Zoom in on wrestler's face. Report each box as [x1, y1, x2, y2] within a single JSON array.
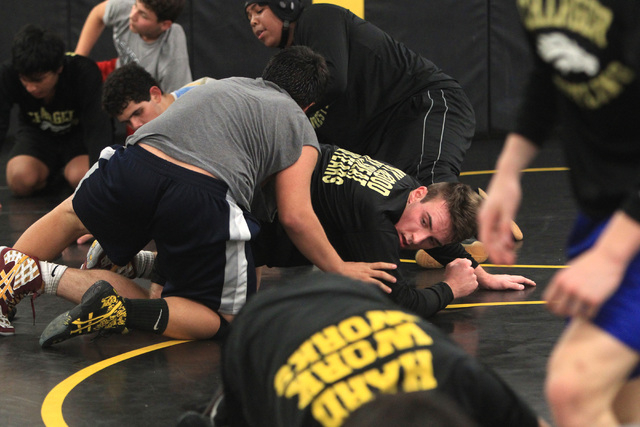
[[246, 3, 283, 48], [116, 87, 165, 130], [19, 68, 61, 101], [129, 0, 169, 40], [395, 188, 453, 250]]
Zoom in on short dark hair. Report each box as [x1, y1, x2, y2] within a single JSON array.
[[261, 46, 329, 108], [11, 24, 65, 77], [102, 63, 161, 117], [142, 0, 185, 22], [422, 182, 482, 243], [343, 391, 478, 427]]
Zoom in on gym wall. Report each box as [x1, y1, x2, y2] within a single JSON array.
[[0, 0, 534, 137]]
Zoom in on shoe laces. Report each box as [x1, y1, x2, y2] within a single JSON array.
[[2, 287, 40, 326]]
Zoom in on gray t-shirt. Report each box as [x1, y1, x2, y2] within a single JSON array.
[[104, 0, 192, 92], [126, 77, 320, 212]]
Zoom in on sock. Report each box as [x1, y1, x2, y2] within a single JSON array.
[[39, 261, 68, 295], [124, 298, 169, 334], [132, 251, 156, 279], [214, 315, 230, 340]]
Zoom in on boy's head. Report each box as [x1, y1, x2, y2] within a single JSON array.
[[129, 0, 185, 39], [245, 1, 303, 48], [262, 46, 328, 109], [395, 182, 481, 250], [344, 390, 478, 427], [244, 1, 303, 23], [11, 24, 65, 100], [102, 63, 165, 129]]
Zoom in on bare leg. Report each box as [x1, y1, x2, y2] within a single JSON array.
[[163, 296, 231, 340], [613, 377, 640, 425], [56, 268, 151, 304], [6, 155, 48, 196], [149, 282, 163, 299], [63, 154, 89, 189], [546, 318, 639, 427]]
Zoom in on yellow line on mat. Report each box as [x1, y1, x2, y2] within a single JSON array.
[[400, 259, 567, 269], [447, 301, 547, 309], [460, 167, 569, 176], [42, 340, 190, 427]]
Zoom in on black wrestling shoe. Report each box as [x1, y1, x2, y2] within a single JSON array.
[[39, 280, 128, 347]]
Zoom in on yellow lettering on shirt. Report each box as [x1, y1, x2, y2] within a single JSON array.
[[274, 310, 438, 426]]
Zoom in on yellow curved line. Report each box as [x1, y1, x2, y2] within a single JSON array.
[[42, 339, 190, 427], [446, 301, 547, 309], [460, 167, 569, 176]]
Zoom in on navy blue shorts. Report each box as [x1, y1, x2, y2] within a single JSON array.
[[73, 144, 260, 314], [567, 212, 640, 377]]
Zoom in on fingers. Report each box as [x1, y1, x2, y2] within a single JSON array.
[[369, 269, 396, 283], [544, 278, 598, 318], [367, 262, 397, 271], [478, 201, 517, 265], [371, 280, 392, 294], [510, 275, 536, 288]]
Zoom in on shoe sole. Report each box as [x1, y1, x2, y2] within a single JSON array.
[[463, 241, 488, 263], [415, 250, 443, 269], [40, 281, 118, 348]]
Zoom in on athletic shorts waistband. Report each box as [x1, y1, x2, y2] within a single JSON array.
[[126, 144, 230, 196]]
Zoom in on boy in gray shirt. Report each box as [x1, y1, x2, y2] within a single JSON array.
[[76, 0, 191, 92], [0, 47, 396, 341]]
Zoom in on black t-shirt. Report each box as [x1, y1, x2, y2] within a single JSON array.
[[254, 145, 477, 318], [295, 4, 459, 152], [514, 0, 640, 222], [221, 273, 540, 427], [0, 53, 113, 163]]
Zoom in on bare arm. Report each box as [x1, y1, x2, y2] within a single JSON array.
[[275, 146, 396, 288], [545, 211, 640, 318], [13, 196, 89, 260], [478, 133, 539, 265], [75, 1, 108, 56]]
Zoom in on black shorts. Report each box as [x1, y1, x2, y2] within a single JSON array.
[[10, 122, 87, 173], [73, 144, 260, 314]]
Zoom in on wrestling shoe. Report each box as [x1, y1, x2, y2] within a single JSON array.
[[39, 280, 128, 347], [477, 188, 524, 241], [82, 240, 135, 277], [415, 240, 488, 269], [81, 240, 155, 279], [0, 247, 43, 336]]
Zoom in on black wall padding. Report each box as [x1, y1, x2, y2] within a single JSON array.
[[0, 0, 534, 136]]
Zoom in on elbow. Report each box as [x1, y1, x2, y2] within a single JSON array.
[[278, 211, 308, 236]]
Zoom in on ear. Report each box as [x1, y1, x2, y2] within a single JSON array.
[[149, 86, 163, 102], [408, 186, 428, 204], [159, 20, 172, 32]]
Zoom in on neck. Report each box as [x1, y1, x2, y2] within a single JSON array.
[[161, 93, 175, 110]]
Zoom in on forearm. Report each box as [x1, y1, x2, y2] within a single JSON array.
[[494, 133, 539, 180], [13, 196, 88, 260], [280, 211, 345, 273], [389, 281, 454, 318], [75, 2, 107, 56]]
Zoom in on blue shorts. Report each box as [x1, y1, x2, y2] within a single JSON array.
[[567, 213, 640, 377], [73, 144, 260, 315]]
